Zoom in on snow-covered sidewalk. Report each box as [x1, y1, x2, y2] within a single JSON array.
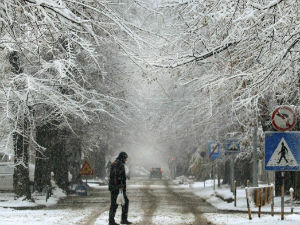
[[0, 188, 66, 209], [187, 180, 300, 225]]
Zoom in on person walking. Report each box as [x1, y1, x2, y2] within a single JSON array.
[[108, 152, 132, 225]]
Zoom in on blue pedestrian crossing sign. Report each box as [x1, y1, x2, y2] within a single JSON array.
[[226, 140, 240, 153], [208, 142, 221, 159], [265, 132, 300, 171]]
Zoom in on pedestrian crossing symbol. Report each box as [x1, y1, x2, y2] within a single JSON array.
[[226, 140, 240, 153], [265, 132, 300, 171]]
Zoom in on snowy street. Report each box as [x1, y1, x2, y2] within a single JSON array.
[[1, 178, 300, 225], [0, 178, 216, 225], [2, 1, 300, 225]]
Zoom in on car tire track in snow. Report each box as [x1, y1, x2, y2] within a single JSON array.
[[53, 187, 111, 225], [138, 180, 160, 225], [165, 180, 216, 225], [79, 205, 110, 225]]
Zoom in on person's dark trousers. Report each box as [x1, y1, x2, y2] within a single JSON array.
[[109, 190, 119, 224], [109, 190, 129, 224], [121, 190, 129, 222]]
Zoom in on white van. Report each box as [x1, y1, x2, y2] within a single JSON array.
[[0, 162, 14, 190], [0, 155, 34, 191]]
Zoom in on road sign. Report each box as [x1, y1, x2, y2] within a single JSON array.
[[80, 161, 94, 175], [75, 185, 87, 196], [265, 132, 300, 171], [226, 139, 240, 153], [272, 106, 296, 131], [208, 142, 221, 159]]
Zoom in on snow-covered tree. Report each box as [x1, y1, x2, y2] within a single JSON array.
[[0, 0, 145, 198]]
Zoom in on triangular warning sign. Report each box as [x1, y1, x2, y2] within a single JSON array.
[[80, 161, 94, 175], [267, 138, 298, 167]]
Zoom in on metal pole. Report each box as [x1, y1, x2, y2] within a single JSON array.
[[234, 180, 237, 207], [212, 161, 215, 191], [231, 157, 235, 192], [217, 162, 221, 187], [252, 122, 258, 187], [281, 171, 285, 220], [271, 185, 274, 216]]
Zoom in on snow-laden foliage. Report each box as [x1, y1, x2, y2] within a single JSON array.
[[0, 0, 144, 156], [122, 0, 300, 174]]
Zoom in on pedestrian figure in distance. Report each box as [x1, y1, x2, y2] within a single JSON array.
[[278, 142, 288, 164], [108, 152, 132, 225]]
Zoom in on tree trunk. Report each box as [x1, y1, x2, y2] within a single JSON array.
[[34, 148, 51, 192], [34, 124, 52, 192], [94, 150, 106, 178], [222, 160, 230, 184], [35, 124, 69, 192], [9, 51, 31, 199], [52, 137, 69, 192], [13, 116, 31, 199]]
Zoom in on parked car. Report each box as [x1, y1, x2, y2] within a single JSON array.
[[150, 168, 162, 179]]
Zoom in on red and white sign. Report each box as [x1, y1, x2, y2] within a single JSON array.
[[271, 106, 297, 131]]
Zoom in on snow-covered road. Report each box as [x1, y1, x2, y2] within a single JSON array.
[[0, 178, 299, 225], [0, 178, 216, 225], [93, 179, 216, 225]]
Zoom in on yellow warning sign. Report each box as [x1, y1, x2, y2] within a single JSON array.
[[80, 161, 94, 175]]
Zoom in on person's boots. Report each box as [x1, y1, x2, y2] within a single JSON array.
[[120, 220, 132, 224], [109, 222, 119, 225]]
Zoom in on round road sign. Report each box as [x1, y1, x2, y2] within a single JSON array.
[[271, 106, 297, 131]]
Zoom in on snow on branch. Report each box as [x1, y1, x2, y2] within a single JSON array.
[[151, 41, 239, 68]]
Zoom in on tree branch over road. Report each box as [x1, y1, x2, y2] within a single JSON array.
[[151, 41, 239, 68]]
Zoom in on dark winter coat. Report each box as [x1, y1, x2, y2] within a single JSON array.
[[108, 159, 126, 192]]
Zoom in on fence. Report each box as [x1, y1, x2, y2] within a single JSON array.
[[245, 185, 274, 220]]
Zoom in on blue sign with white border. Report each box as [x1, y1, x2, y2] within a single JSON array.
[[226, 139, 240, 153], [265, 132, 300, 171], [208, 141, 221, 159], [75, 185, 87, 196]]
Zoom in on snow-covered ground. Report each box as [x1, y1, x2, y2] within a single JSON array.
[[187, 180, 300, 225], [0, 187, 66, 208], [0, 207, 90, 225], [0, 179, 299, 225], [94, 205, 194, 225]]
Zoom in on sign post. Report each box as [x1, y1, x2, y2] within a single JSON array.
[[226, 140, 240, 192], [265, 131, 300, 220], [208, 142, 221, 191], [77, 161, 94, 196], [281, 172, 285, 220], [266, 106, 298, 220]]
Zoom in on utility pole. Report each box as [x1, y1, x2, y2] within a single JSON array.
[[252, 110, 258, 187]]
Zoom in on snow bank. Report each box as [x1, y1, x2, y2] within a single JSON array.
[[0, 187, 66, 208], [203, 213, 300, 225]]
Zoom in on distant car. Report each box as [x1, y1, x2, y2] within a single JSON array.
[[150, 168, 162, 179]]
